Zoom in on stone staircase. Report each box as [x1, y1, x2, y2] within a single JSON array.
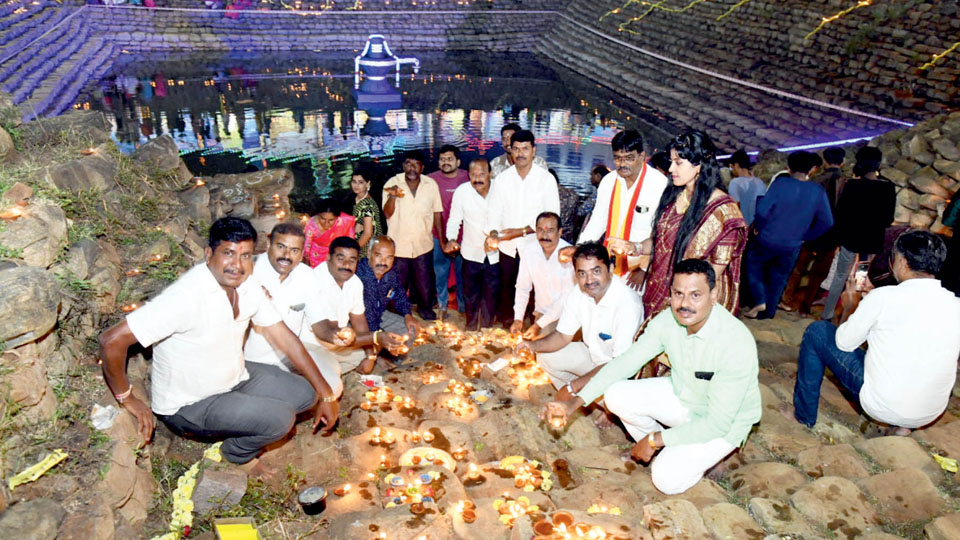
[[0, 2, 560, 123], [536, 5, 899, 151], [0, 3, 119, 121]]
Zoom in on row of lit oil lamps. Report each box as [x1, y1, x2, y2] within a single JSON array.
[[331, 481, 618, 539], [343, 321, 615, 539]]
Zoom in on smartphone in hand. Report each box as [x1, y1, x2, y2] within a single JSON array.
[[854, 261, 870, 291]]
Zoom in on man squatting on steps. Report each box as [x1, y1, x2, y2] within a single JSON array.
[[99, 217, 341, 472]]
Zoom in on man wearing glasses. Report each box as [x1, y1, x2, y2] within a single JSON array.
[[576, 130, 668, 291]]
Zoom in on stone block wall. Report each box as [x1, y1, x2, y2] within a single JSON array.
[[82, 7, 560, 52], [0, 2, 566, 119], [537, 0, 959, 150]]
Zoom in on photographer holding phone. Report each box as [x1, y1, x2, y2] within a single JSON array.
[[783, 230, 960, 434], [515, 242, 643, 392]]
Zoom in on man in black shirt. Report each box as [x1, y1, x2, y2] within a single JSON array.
[[820, 147, 897, 321]]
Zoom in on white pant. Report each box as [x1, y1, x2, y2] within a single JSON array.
[[537, 342, 602, 389], [604, 377, 737, 495]]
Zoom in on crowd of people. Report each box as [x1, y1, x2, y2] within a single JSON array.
[[100, 123, 960, 493]]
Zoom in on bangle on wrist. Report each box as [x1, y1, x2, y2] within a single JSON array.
[[114, 386, 132, 404], [564, 382, 578, 397], [320, 394, 338, 403], [647, 432, 658, 449], [373, 330, 381, 347]]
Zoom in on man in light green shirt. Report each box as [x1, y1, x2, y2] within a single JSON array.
[[543, 259, 761, 494]]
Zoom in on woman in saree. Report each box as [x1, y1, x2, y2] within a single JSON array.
[[303, 198, 356, 267], [350, 166, 384, 258], [610, 129, 747, 319]]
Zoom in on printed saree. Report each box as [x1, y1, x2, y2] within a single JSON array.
[[641, 190, 747, 318], [304, 213, 356, 267]]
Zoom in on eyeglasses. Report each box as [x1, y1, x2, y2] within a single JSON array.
[[612, 153, 640, 163]]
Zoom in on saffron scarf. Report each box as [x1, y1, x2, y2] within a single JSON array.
[[604, 163, 647, 275]]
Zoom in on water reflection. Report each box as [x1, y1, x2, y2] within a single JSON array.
[[79, 51, 679, 204]]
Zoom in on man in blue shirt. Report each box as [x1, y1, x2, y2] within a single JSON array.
[[743, 151, 833, 319], [356, 235, 421, 341]]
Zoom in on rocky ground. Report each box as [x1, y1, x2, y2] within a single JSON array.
[[1, 104, 959, 540], [134, 310, 960, 540]]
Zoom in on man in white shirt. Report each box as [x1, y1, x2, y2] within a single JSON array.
[[487, 129, 561, 326], [383, 150, 444, 320], [517, 242, 643, 389], [310, 236, 400, 375], [489, 122, 549, 179], [510, 212, 574, 340], [578, 130, 668, 291], [785, 230, 960, 433], [445, 158, 500, 330], [244, 223, 345, 398], [99, 217, 338, 470]]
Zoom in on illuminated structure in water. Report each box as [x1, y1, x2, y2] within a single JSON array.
[[353, 34, 421, 89], [353, 35, 420, 155]]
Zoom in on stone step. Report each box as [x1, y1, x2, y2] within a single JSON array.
[[0, 4, 60, 52], [19, 38, 115, 121], [1, 22, 88, 97]]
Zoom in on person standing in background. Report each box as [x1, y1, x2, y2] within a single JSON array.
[[350, 165, 384, 259], [486, 130, 560, 326], [382, 150, 443, 321], [820, 147, 896, 322], [428, 145, 469, 317], [725, 150, 766, 227], [742, 151, 833, 320], [490, 122, 549, 178], [445, 159, 501, 330]]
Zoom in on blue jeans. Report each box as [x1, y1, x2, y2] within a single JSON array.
[[158, 362, 316, 464], [744, 238, 800, 319], [793, 321, 865, 427], [433, 238, 464, 312]]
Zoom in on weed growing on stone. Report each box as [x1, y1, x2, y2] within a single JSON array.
[[87, 421, 111, 449], [192, 474, 307, 536], [0, 242, 22, 259]]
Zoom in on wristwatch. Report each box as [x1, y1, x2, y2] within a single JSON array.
[[564, 382, 578, 397]]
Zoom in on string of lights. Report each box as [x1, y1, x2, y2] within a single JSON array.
[[805, 0, 872, 40], [920, 41, 960, 71], [597, 0, 647, 23], [715, 0, 749, 21]]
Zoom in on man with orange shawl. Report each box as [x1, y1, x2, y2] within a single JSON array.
[[578, 130, 669, 290]]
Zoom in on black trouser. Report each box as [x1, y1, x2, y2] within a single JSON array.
[[462, 258, 501, 331], [497, 252, 520, 325], [394, 250, 437, 320], [158, 362, 315, 464]]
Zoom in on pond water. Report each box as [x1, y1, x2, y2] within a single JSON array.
[[73, 47, 894, 214], [75, 49, 681, 211]]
